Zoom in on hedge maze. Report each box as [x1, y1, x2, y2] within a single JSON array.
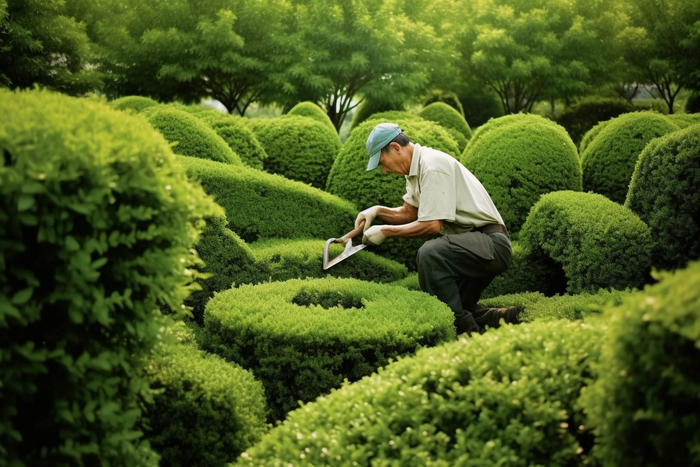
[[3, 89, 700, 466]]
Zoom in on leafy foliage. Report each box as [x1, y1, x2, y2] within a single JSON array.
[[555, 97, 637, 147], [195, 111, 268, 170], [110, 95, 160, 113], [418, 102, 473, 152], [286, 101, 339, 136]]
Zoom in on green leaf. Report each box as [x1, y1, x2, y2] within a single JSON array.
[[65, 236, 80, 252], [22, 180, 46, 194], [11, 288, 33, 305], [17, 194, 35, 212]]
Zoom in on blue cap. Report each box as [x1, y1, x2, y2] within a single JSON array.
[[365, 123, 402, 171]]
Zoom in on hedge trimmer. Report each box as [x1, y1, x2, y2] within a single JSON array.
[[322, 220, 366, 270]]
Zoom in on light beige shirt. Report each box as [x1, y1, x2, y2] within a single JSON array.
[[403, 144, 505, 235]]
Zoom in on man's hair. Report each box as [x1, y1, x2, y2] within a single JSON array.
[[381, 132, 411, 154]]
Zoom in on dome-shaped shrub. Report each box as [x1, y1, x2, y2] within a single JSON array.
[[0, 89, 217, 465], [423, 90, 465, 117], [463, 113, 535, 152], [110, 95, 160, 113], [234, 319, 603, 466], [578, 118, 614, 154], [146, 321, 267, 467], [461, 114, 582, 236], [581, 111, 679, 204], [581, 260, 700, 467], [148, 107, 242, 165], [200, 277, 455, 421], [418, 101, 472, 152], [363, 110, 423, 125], [520, 191, 652, 294], [349, 99, 406, 132], [246, 116, 341, 189], [286, 101, 338, 136], [625, 124, 700, 270], [555, 97, 636, 147], [666, 112, 700, 129], [195, 112, 268, 170]]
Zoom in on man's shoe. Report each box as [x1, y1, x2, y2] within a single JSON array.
[[474, 306, 521, 329], [454, 313, 480, 337]]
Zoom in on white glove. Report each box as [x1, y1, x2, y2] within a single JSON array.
[[355, 206, 380, 232], [362, 225, 386, 246]]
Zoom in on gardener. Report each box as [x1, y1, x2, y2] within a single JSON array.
[[357, 122, 520, 336]]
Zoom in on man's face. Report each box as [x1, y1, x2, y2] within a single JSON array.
[[378, 144, 403, 175]]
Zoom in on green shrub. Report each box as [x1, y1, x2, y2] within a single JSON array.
[[326, 118, 460, 269], [0, 89, 217, 466], [578, 119, 613, 154], [423, 90, 465, 117], [235, 319, 603, 466], [177, 156, 356, 243], [200, 277, 455, 422], [147, 107, 242, 165], [349, 99, 406, 132], [363, 110, 424, 125], [457, 87, 505, 128], [520, 191, 652, 294], [685, 91, 700, 114], [110, 95, 160, 113], [666, 112, 700, 129], [195, 112, 268, 170], [461, 114, 582, 236], [246, 116, 341, 189], [625, 124, 700, 271], [580, 260, 700, 467], [580, 111, 679, 204], [286, 101, 338, 136], [145, 321, 267, 467], [555, 97, 636, 147], [418, 101, 472, 152]]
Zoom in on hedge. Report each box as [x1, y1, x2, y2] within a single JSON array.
[[418, 102, 472, 152], [519, 191, 652, 294], [578, 119, 613, 154], [110, 95, 160, 113], [145, 320, 267, 467], [666, 112, 700, 129], [349, 100, 407, 132], [581, 260, 700, 466], [580, 111, 679, 204], [286, 101, 339, 136], [0, 89, 217, 466], [555, 97, 636, 147], [625, 124, 700, 271], [246, 116, 341, 189], [235, 319, 603, 466], [461, 114, 582, 236], [200, 277, 455, 422], [423, 90, 466, 118], [195, 111, 268, 170], [147, 107, 243, 165]]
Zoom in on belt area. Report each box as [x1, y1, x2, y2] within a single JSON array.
[[475, 223, 509, 238]]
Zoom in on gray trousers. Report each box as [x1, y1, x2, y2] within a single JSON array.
[[417, 231, 512, 320]]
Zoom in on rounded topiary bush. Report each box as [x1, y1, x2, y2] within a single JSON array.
[[234, 319, 603, 466], [580, 111, 679, 204], [349, 99, 406, 132], [418, 101, 472, 152], [625, 124, 700, 271], [423, 90, 466, 117], [581, 260, 700, 467], [195, 111, 268, 170], [200, 277, 455, 422], [555, 97, 636, 147], [520, 191, 652, 294], [461, 114, 582, 236], [147, 107, 242, 165], [578, 118, 614, 154], [145, 321, 267, 467], [0, 89, 217, 466], [110, 95, 160, 113], [363, 110, 423, 126], [666, 112, 700, 129], [286, 101, 338, 136], [246, 116, 341, 189]]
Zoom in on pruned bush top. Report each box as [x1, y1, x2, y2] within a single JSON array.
[[418, 101, 472, 152], [461, 114, 582, 236], [555, 97, 636, 147], [666, 112, 700, 129], [578, 118, 613, 154], [110, 95, 160, 113], [286, 101, 338, 136], [520, 191, 652, 294], [235, 320, 603, 466], [195, 111, 268, 170], [246, 116, 341, 189], [625, 124, 700, 271], [0, 89, 218, 466], [581, 260, 700, 467], [147, 107, 243, 165], [201, 277, 455, 422], [580, 111, 679, 204]]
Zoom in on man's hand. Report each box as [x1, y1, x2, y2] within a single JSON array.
[[362, 225, 386, 245], [355, 206, 380, 232]]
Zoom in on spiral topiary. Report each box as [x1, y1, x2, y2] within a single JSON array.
[[110, 95, 160, 113], [195, 111, 268, 170], [0, 89, 218, 466], [418, 101, 472, 152], [625, 124, 700, 271], [580, 111, 679, 204], [555, 97, 636, 147], [461, 114, 582, 236], [246, 116, 341, 189], [286, 101, 338, 136], [200, 277, 455, 422]]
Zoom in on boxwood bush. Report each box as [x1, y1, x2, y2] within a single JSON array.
[[234, 319, 603, 466], [418, 102, 472, 152], [0, 89, 217, 466], [580, 260, 700, 467], [423, 90, 466, 117], [580, 111, 679, 204], [246, 116, 341, 189], [666, 112, 700, 129], [286, 101, 338, 136], [519, 191, 652, 294], [145, 321, 267, 467], [578, 119, 613, 154], [200, 277, 455, 422], [625, 124, 700, 271], [555, 97, 636, 147], [147, 107, 242, 165], [461, 114, 582, 236], [195, 111, 268, 170], [349, 101, 408, 132], [110, 95, 160, 113]]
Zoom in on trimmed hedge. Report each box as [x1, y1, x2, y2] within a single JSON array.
[[0, 89, 217, 466], [461, 114, 582, 236], [145, 320, 267, 467], [195, 111, 268, 170], [666, 112, 700, 129], [555, 97, 636, 147], [246, 116, 341, 189], [235, 319, 603, 466], [578, 119, 613, 154], [349, 100, 407, 132], [418, 101, 472, 152], [580, 111, 679, 204], [519, 191, 652, 294], [423, 90, 466, 117], [147, 107, 242, 165], [581, 260, 700, 466], [110, 95, 160, 113], [286, 101, 338, 136], [363, 110, 424, 126], [200, 277, 455, 422], [625, 124, 700, 271]]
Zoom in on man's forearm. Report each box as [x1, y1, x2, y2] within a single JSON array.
[[377, 202, 419, 225]]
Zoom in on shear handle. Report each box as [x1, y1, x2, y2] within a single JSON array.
[[335, 220, 366, 244]]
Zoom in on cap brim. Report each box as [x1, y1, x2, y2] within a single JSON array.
[[366, 150, 381, 171]]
